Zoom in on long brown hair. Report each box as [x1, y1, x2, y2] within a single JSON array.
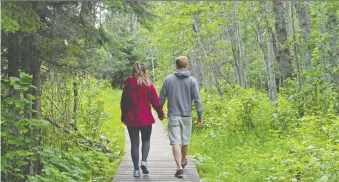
[[132, 61, 152, 86]]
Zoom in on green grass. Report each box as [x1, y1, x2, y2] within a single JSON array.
[[100, 88, 125, 177]]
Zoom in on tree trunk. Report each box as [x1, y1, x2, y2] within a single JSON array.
[[228, 26, 242, 87], [326, 8, 339, 114], [29, 50, 42, 175], [225, 7, 242, 86], [197, 56, 206, 89], [209, 61, 224, 99], [191, 16, 206, 89], [273, 0, 292, 87], [327, 8, 338, 71], [236, 20, 250, 88], [189, 52, 199, 83], [73, 80, 78, 131], [252, 8, 277, 103], [4, 32, 21, 181], [295, 1, 312, 69], [220, 2, 242, 87], [268, 32, 278, 103], [290, 1, 302, 91]]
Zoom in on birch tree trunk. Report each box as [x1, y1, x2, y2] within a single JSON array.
[[191, 16, 207, 89], [222, 2, 243, 87], [197, 56, 206, 88], [252, 6, 278, 103], [209, 61, 224, 99], [189, 51, 200, 85], [326, 8, 339, 114], [273, 0, 292, 87], [237, 20, 250, 88], [268, 32, 278, 103], [295, 1, 312, 69], [290, 1, 302, 91]]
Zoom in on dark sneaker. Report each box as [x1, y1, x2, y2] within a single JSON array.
[[140, 161, 149, 174], [181, 158, 188, 169], [175, 169, 184, 178]]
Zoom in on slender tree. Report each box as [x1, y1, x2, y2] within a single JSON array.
[[273, 0, 292, 87]]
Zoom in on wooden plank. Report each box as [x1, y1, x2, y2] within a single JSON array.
[[112, 113, 200, 182]]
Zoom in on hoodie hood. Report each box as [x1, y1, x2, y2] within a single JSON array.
[[124, 76, 139, 88], [174, 69, 190, 79]]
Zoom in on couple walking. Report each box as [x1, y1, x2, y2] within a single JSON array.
[[120, 56, 203, 178]]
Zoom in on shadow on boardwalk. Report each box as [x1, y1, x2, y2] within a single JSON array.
[[112, 115, 200, 182]]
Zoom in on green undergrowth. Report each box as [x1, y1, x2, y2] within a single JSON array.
[[28, 81, 125, 182], [190, 87, 339, 182]]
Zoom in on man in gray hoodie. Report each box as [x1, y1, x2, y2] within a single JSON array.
[[159, 56, 203, 178]]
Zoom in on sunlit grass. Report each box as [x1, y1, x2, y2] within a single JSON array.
[[100, 88, 125, 177]]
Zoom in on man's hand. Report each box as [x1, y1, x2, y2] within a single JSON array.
[[197, 120, 203, 125], [159, 116, 165, 120]]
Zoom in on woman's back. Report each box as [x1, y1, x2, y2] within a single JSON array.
[[121, 76, 163, 126]]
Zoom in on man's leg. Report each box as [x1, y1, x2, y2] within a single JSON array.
[[172, 144, 182, 169], [181, 145, 189, 165], [181, 117, 192, 166], [168, 117, 182, 170]]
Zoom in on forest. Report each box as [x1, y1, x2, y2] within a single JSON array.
[[1, 1, 339, 182]]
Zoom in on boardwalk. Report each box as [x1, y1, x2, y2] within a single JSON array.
[[112, 116, 200, 182]]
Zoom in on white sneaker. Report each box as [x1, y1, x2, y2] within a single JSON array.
[[140, 161, 149, 174]]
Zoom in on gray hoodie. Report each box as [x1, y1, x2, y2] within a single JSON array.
[[159, 69, 203, 120]]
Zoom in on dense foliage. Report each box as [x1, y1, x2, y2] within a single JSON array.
[[2, 72, 124, 181], [191, 87, 339, 181], [1, 1, 149, 181]]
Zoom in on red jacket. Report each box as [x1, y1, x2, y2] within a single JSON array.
[[120, 76, 164, 127]]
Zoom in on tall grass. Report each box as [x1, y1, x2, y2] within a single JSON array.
[[100, 88, 125, 176]]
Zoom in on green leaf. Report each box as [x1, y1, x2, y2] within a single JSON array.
[[9, 77, 20, 83], [7, 139, 25, 146]]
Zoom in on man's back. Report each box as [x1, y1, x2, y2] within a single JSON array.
[[159, 69, 202, 120], [159, 56, 203, 178]]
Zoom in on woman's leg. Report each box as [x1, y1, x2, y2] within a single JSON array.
[[127, 126, 140, 170], [140, 125, 152, 162]]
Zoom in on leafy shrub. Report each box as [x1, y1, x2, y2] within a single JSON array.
[[28, 146, 117, 182]]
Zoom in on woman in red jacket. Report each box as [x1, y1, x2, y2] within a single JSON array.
[[120, 61, 164, 177]]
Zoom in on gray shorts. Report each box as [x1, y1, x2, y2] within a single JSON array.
[[168, 116, 192, 145]]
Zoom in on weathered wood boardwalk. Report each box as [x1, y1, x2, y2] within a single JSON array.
[[112, 115, 200, 182]]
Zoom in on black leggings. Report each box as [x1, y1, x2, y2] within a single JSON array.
[[127, 125, 152, 170]]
